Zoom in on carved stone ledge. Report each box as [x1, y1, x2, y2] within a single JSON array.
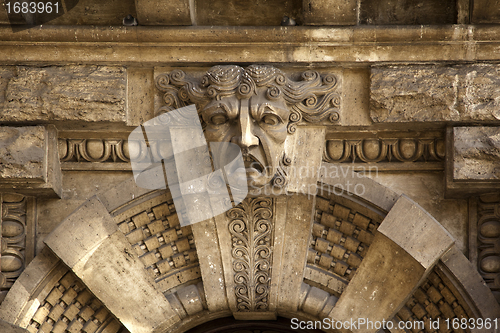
[[5, 26, 500, 64], [324, 131, 445, 172], [56, 129, 448, 174], [58, 138, 131, 171]]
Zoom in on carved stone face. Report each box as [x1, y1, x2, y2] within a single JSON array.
[[201, 87, 290, 191], [156, 64, 340, 194]]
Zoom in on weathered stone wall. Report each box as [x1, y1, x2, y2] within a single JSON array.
[[371, 65, 500, 123], [1, 2, 500, 331], [0, 66, 126, 123]]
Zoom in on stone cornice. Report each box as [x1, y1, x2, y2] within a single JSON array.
[[1, 25, 500, 65]]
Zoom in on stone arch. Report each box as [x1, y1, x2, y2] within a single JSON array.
[[0, 164, 498, 333]]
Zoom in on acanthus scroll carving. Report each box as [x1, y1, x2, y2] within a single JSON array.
[[227, 197, 274, 311]]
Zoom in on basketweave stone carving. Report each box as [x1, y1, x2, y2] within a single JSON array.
[[396, 268, 472, 329], [155, 65, 340, 194], [113, 192, 201, 294], [27, 270, 123, 333]]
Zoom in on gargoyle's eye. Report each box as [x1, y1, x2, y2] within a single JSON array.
[[262, 114, 280, 126], [211, 114, 228, 125]]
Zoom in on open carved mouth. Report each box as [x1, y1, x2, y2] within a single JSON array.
[[242, 154, 264, 174]]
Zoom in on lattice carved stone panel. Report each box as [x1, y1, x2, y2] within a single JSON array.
[[26, 270, 126, 333], [226, 197, 274, 312], [112, 191, 201, 294], [305, 192, 384, 296], [396, 266, 474, 333]]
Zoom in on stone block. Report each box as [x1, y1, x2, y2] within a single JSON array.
[[441, 246, 500, 319], [329, 234, 426, 332], [329, 195, 454, 331], [365, 171, 468, 253], [378, 195, 454, 269], [44, 197, 180, 333], [134, 0, 192, 25], [97, 177, 151, 213], [44, 196, 118, 269], [304, 266, 347, 295], [127, 68, 155, 126], [446, 127, 500, 197], [472, 0, 500, 23], [303, 0, 357, 25], [0, 126, 61, 197], [319, 161, 399, 213], [0, 126, 45, 181], [194, 0, 301, 26], [371, 65, 500, 123], [278, 195, 316, 312], [176, 284, 203, 316], [0, 319, 28, 333], [453, 127, 500, 180], [285, 126, 325, 195], [359, 0, 456, 25], [0, 66, 126, 123]]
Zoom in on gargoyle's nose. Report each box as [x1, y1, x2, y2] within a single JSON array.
[[231, 104, 259, 149]]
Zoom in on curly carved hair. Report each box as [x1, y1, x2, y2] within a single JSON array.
[[155, 65, 340, 133]]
